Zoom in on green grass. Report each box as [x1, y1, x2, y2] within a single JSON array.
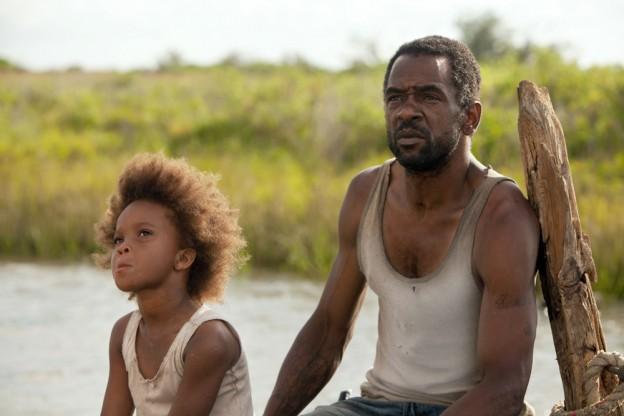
[[1, 50, 623, 297]]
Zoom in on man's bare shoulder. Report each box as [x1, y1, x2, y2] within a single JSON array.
[[338, 163, 385, 243], [346, 164, 383, 203], [482, 180, 537, 228], [474, 179, 540, 285]]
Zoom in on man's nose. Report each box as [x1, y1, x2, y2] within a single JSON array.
[[397, 96, 423, 122]]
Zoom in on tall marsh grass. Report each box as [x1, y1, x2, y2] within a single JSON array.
[[1, 50, 623, 297]]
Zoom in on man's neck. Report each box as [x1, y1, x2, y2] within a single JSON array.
[[395, 138, 476, 213]]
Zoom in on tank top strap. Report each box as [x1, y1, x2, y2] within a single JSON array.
[[357, 159, 393, 267], [452, 168, 514, 255], [121, 310, 142, 369], [172, 305, 226, 376], [363, 158, 393, 217]]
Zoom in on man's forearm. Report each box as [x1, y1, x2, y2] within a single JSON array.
[[264, 319, 344, 416]]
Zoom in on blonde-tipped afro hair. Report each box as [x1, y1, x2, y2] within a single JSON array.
[[94, 153, 246, 301]]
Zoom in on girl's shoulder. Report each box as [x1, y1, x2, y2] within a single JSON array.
[[181, 319, 241, 375], [184, 307, 241, 366], [109, 311, 136, 349]]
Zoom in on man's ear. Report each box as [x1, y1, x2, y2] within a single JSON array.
[[462, 101, 482, 136], [174, 248, 197, 271]]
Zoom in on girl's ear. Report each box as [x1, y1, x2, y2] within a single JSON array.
[[174, 248, 197, 271]]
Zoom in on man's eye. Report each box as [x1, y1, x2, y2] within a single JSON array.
[[386, 95, 402, 103]]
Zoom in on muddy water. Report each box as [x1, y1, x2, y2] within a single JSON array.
[[1, 263, 622, 415]]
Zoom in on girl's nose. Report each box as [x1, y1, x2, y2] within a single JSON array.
[[116, 242, 130, 255]]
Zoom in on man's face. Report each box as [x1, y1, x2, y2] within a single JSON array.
[[384, 54, 464, 173]]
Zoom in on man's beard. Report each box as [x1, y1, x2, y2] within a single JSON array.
[[386, 119, 461, 174]]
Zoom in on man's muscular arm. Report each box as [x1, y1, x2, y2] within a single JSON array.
[[263, 170, 374, 416], [442, 181, 540, 416]]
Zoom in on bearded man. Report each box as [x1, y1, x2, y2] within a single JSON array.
[[264, 35, 540, 416]]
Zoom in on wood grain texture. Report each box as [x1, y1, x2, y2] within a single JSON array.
[[516, 80, 613, 411]]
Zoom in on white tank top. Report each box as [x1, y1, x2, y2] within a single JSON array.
[[122, 305, 254, 415], [357, 159, 509, 406]]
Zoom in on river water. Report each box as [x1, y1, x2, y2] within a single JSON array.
[[0, 263, 622, 416]]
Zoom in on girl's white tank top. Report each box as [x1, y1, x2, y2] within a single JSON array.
[[122, 305, 254, 415]]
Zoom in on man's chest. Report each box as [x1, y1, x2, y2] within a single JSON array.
[[381, 203, 463, 278]]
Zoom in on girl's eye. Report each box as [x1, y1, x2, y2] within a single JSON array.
[[113, 237, 123, 245], [138, 230, 152, 237]]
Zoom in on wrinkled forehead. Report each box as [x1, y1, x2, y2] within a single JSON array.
[[386, 54, 454, 91]]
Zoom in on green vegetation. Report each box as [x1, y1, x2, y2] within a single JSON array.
[[0, 57, 23, 72], [1, 46, 623, 297]]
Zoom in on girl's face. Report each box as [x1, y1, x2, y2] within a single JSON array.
[[111, 199, 184, 294]]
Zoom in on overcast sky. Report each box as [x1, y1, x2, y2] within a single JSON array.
[[1, 0, 622, 71]]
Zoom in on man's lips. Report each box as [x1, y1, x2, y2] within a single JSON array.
[[396, 128, 428, 140], [396, 134, 425, 146]]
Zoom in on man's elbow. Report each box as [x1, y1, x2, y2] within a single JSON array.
[[486, 375, 529, 416], [500, 387, 526, 415]]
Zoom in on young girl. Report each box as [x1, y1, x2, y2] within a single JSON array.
[[96, 153, 253, 416]]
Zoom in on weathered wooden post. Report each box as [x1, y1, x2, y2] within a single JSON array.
[[516, 80, 621, 414]]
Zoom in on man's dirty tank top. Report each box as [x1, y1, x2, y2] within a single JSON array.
[[357, 159, 510, 406], [122, 305, 254, 416]]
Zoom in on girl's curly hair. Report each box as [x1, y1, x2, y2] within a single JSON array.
[[94, 153, 246, 301]]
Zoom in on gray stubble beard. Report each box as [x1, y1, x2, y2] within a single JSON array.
[[386, 124, 462, 176]]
